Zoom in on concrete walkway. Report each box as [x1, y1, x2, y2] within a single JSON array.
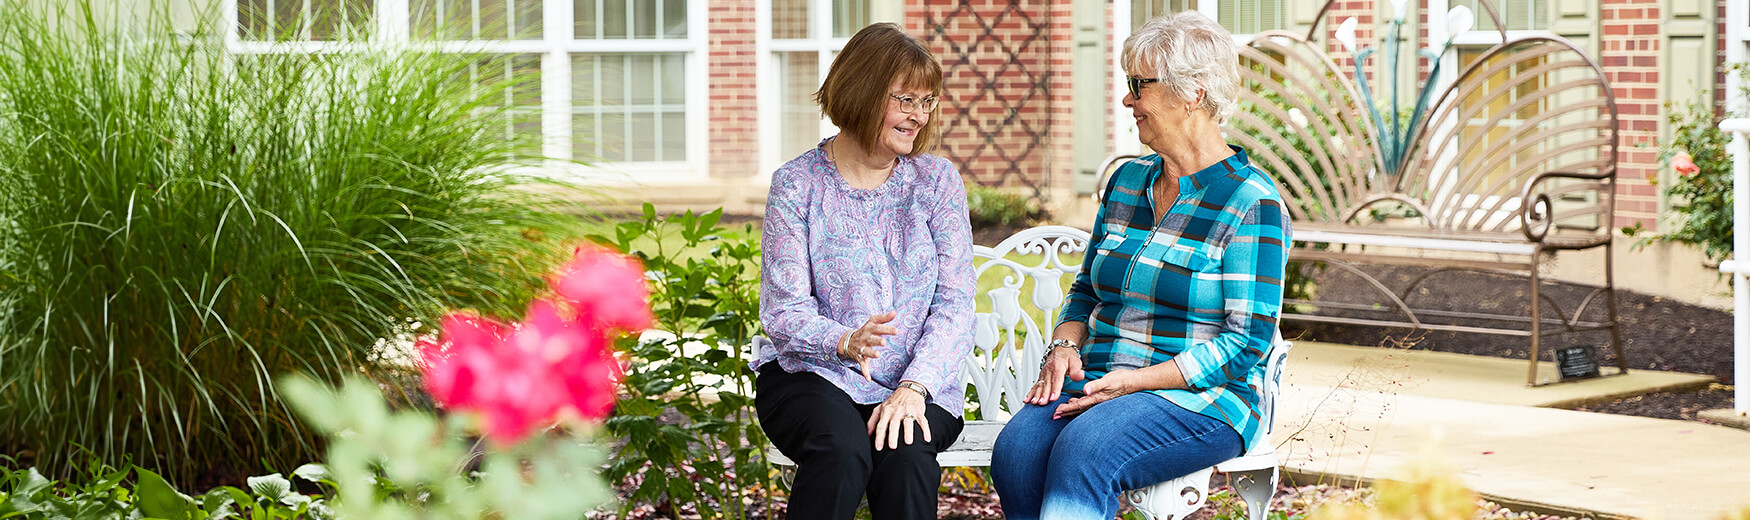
[[1273, 342, 1750, 520]]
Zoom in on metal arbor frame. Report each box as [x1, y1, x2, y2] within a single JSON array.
[[1222, 0, 1623, 385]]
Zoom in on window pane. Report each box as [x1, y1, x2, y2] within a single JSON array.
[[773, 0, 809, 39], [831, 0, 870, 38], [1218, 0, 1282, 35], [634, 0, 657, 38], [573, 114, 598, 160], [1455, 0, 1548, 32], [778, 51, 822, 159], [662, 112, 687, 162], [308, 0, 371, 40], [599, 113, 627, 161], [599, 55, 625, 106], [514, 0, 542, 38], [239, 0, 271, 39], [663, 0, 688, 38], [575, 0, 598, 38], [510, 55, 542, 106], [630, 113, 656, 162], [1132, 0, 1196, 30], [661, 55, 685, 105], [628, 55, 656, 105], [604, 0, 627, 38], [238, 0, 373, 41]]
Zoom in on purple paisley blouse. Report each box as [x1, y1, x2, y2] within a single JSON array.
[[756, 138, 977, 417]]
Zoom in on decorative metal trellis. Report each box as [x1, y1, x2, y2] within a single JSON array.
[[922, 0, 1054, 199]]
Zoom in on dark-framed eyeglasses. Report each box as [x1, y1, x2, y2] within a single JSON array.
[[1126, 77, 1161, 99], [889, 93, 939, 114]]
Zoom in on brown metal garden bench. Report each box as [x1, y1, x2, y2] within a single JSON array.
[[1102, 0, 1626, 385]]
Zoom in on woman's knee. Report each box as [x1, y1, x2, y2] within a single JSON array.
[[870, 442, 939, 479], [797, 430, 873, 468]]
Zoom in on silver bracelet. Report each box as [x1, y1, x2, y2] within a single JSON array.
[[1046, 338, 1080, 362]]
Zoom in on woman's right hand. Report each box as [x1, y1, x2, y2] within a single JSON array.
[[839, 311, 898, 381], [1025, 339, 1086, 405]]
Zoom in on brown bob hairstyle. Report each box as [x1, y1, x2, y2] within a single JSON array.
[[813, 22, 944, 157]]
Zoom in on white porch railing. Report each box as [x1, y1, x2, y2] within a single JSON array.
[[1719, 118, 1750, 416]]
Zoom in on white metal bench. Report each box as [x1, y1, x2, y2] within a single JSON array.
[[767, 225, 1292, 520]]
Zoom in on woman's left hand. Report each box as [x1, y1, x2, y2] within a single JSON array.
[[1053, 369, 1136, 420], [867, 385, 931, 451]]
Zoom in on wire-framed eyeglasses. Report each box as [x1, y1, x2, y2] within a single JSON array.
[[889, 93, 939, 114]]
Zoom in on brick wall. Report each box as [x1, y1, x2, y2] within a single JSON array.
[[1601, 0, 1663, 229], [708, 0, 760, 179], [914, 0, 1071, 197]]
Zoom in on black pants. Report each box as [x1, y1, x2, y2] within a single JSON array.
[[756, 363, 963, 520]]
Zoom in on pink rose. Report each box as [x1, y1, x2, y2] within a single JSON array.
[[420, 243, 651, 444], [552, 245, 654, 332], [1672, 151, 1700, 176]]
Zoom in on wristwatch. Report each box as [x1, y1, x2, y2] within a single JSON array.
[[897, 380, 931, 401]]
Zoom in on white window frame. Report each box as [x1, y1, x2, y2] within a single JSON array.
[[755, 1, 897, 177], [1728, 0, 1749, 115], [224, 0, 708, 183]]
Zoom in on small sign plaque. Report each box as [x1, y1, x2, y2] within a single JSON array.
[[1556, 346, 1601, 381]]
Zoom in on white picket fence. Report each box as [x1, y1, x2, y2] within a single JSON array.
[[1720, 117, 1749, 416]]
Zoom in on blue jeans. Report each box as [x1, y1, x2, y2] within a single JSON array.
[[989, 392, 1243, 520]]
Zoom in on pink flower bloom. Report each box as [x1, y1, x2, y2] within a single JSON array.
[[422, 246, 647, 443], [553, 245, 654, 332], [421, 313, 508, 410], [1673, 151, 1700, 176]]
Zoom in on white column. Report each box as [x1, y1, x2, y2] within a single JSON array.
[[1721, 118, 1750, 416], [543, 0, 573, 163]]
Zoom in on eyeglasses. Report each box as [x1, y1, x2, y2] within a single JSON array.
[[1126, 76, 1161, 99], [889, 93, 939, 114]]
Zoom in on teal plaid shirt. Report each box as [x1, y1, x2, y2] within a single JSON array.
[[1058, 146, 1291, 448]]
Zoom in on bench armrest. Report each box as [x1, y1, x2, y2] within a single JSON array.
[[1517, 166, 1615, 243]]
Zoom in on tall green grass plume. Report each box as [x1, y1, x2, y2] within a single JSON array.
[[0, 1, 590, 482]]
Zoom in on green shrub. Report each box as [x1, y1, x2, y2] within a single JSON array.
[[0, 3, 586, 481], [966, 185, 1046, 229], [1626, 64, 1747, 263], [590, 206, 773, 519]]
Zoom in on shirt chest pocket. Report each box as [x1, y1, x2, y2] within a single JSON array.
[[1088, 232, 1143, 290], [1141, 241, 1217, 274]]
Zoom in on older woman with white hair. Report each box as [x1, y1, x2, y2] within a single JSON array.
[[989, 11, 1291, 519]]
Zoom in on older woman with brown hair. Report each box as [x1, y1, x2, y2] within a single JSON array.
[[989, 11, 1292, 519], [753, 22, 974, 520]]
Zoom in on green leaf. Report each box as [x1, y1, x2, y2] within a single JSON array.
[[198, 489, 237, 520], [245, 474, 291, 502], [291, 464, 330, 484], [134, 467, 193, 520]]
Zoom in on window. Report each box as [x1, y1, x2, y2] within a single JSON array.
[[237, 0, 372, 41], [1131, 0, 1196, 30], [762, 0, 876, 168], [1448, 0, 1548, 32], [230, 0, 707, 180], [1455, 48, 1548, 186], [1216, 0, 1285, 36]]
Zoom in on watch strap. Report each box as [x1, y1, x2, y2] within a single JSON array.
[[898, 380, 931, 400]]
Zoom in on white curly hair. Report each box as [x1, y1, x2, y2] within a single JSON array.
[[1122, 11, 1241, 124]]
